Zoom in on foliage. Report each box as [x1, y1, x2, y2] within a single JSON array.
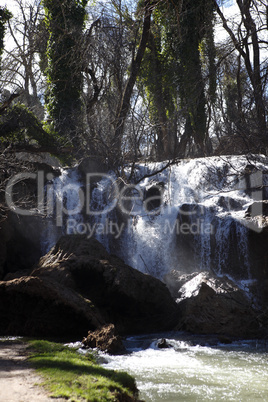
[[27, 339, 138, 402], [138, 18, 177, 159], [0, 0, 267, 161], [43, 0, 88, 145], [0, 7, 12, 71], [137, 0, 217, 158], [0, 103, 61, 148]]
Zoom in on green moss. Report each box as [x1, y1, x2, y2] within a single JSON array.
[[0, 103, 58, 147], [27, 339, 138, 402]]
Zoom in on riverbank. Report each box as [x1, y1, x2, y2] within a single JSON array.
[[0, 338, 140, 402], [0, 339, 66, 401]]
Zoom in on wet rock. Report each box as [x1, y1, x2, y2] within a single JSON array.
[[77, 157, 107, 181], [217, 335, 232, 344], [175, 201, 268, 302], [143, 182, 165, 212], [216, 196, 242, 211], [245, 200, 268, 219], [163, 270, 199, 298], [157, 338, 170, 349], [82, 324, 126, 355]]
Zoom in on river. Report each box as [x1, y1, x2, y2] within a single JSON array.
[[98, 332, 268, 401]]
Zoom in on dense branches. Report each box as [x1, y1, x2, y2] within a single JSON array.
[[0, 0, 267, 163], [112, 0, 154, 164]]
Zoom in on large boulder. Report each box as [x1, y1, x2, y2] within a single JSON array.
[[244, 201, 268, 305], [31, 235, 178, 335], [174, 271, 263, 338], [0, 275, 105, 337], [175, 202, 268, 307]]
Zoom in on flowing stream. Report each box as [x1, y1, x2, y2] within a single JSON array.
[[98, 332, 268, 401]]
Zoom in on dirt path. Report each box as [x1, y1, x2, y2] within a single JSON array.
[[0, 340, 65, 402]]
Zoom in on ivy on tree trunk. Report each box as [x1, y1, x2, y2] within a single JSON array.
[[43, 0, 88, 148]]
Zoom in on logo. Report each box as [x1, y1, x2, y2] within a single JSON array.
[[4, 168, 265, 235]]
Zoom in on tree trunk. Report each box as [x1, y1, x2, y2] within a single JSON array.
[[214, 0, 267, 146], [112, 0, 153, 164]]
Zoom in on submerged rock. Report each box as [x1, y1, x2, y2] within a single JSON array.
[[82, 324, 126, 355], [157, 338, 171, 349]]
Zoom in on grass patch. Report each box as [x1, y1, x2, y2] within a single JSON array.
[[27, 340, 139, 402]]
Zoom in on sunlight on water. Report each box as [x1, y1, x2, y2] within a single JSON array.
[[100, 333, 268, 401]]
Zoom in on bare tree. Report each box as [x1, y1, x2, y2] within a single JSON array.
[[79, 0, 155, 166], [1, 0, 45, 119], [214, 0, 267, 150]]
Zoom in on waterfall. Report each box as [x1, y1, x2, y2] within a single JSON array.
[[89, 172, 119, 252], [41, 168, 83, 253], [41, 154, 268, 284]]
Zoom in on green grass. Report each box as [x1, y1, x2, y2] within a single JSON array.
[[27, 340, 138, 402]]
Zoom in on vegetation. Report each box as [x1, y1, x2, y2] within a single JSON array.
[[27, 339, 139, 401], [43, 0, 88, 147], [0, 0, 267, 165], [0, 103, 57, 146], [0, 6, 12, 64]]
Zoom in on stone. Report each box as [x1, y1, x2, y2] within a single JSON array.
[[82, 324, 126, 355], [0, 158, 61, 279], [163, 270, 199, 298], [175, 202, 268, 306], [0, 276, 105, 337], [1, 212, 45, 276], [31, 234, 178, 335], [174, 271, 263, 338], [77, 157, 107, 181], [143, 181, 165, 212], [157, 338, 170, 349]]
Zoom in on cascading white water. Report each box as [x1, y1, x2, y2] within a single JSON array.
[[41, 168, 83, 253], [89, 155, 267, 283], [41, 154, 268, 285], [89, 172, 119, 253], [97, 333, 268, 402]]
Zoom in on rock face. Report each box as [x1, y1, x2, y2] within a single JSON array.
[[31, 235, 178, 335], [245, 201, 268, 305], [0, 276, 105, 337], [82, 324, 126, 355], [1, 212, 46, 276], [169, 271, 263, 338], [175, 202, 268, 307], [0, 157, 61, 279]]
